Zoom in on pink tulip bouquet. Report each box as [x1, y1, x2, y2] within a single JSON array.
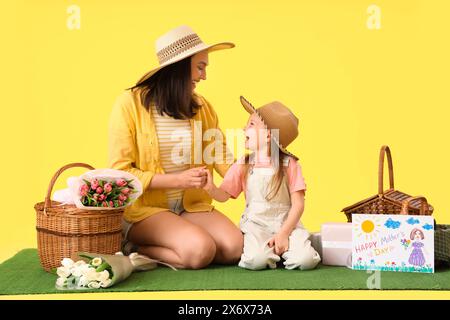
[[52, 168, 143, 210], [80, 178, 137, 208]]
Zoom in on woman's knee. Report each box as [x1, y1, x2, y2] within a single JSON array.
[[216, 232, 244, 263], [179, 232, 217, 269]]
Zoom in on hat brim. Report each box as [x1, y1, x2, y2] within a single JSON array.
[[135, 42, 235, 86], [240, 96, 299, 161]]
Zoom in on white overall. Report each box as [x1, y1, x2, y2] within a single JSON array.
[[238, 159, 321, 270]]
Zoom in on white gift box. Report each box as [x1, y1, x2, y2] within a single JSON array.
[[321, 222, 352, 266]]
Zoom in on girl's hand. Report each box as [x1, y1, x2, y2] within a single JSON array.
[[202, 168, 215, 193], [177, 167, 207, 189], [201, 169, 231, 202], [268, 233, 289, 256]]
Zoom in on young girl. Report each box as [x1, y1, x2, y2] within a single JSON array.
[[202, 96, 321, 270]]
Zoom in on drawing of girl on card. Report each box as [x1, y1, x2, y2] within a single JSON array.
[[408, 228, 426, 267]]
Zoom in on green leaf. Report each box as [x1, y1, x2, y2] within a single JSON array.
[[96, 262, 110, 272], [78, 253, 94, 260]]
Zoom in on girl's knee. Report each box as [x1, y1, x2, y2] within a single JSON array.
[[239, 251, 269, 270], [295, 249, 321, 270], [283, 245, 321, 270], [239, 247, 279, 270], [299, 254, 321, 270], [179, 233, 217, 269]]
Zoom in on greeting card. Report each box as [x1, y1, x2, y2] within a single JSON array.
[[352, 214, 434, 273]]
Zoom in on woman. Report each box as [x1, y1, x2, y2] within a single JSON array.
[[108, 25, 243, 269]]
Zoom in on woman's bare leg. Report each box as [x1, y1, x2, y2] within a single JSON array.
[[127, 211, 216, 269], [181, 209, 243, 264]]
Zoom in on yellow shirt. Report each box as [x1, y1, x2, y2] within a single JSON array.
[[108, 89, 232, 223]]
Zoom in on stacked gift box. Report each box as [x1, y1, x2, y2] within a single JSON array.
[[308, 222, 352, 267]]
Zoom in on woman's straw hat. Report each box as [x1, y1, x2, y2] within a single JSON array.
[[136, 25, 235, 85], [240, 96, 300, 160]]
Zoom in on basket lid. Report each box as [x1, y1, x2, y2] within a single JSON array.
[[385, 191, 434, 213], [34, 201, 124, 216]]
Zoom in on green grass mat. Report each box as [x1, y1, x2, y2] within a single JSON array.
[[0, 249, 449, 295]]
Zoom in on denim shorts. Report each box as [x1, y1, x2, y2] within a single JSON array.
[[122, 198, 185, 242]]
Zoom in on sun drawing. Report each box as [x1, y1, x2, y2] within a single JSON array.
[[353, 216, 382, 240], [362, 220, 374, 233]]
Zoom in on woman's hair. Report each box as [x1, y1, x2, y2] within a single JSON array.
[[127, 56, 201, 119], [242, 145, 288, 201], [410, 228, 425, 240]]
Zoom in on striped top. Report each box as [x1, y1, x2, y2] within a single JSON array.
[[151, 105, 192, 201]]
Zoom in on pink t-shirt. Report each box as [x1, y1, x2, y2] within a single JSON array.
[[220, 156, 307, 199]]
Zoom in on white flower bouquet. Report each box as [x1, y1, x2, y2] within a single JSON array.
[[55, 252, 176, 290]]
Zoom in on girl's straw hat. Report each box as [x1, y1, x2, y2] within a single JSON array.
[[240, 96, 300, 160], [136, 25, 235, 86]]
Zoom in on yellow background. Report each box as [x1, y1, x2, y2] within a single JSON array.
[[1, 0, 449, 299]]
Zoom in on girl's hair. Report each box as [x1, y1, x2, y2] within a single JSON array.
[[410, 228, 425, 240], [242, 146, 288, 201], [127, 56, 201, 119]]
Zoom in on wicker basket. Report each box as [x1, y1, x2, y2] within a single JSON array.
[[435, 224, 450, 265], [342, 145, 434, 222], [35, 163, 124, 272]]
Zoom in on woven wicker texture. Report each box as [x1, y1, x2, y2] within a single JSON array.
[[34, 163, 123, 272], [435, 225, 450, 263]]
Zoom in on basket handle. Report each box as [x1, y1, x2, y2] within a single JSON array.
[[400, 196, 430, 215], [44, 163, 95, 214], [378, 145, 395, 196]]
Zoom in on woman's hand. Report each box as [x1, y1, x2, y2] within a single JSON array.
[[176, 167, 207, 189], [268, 232, 290, 256]]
